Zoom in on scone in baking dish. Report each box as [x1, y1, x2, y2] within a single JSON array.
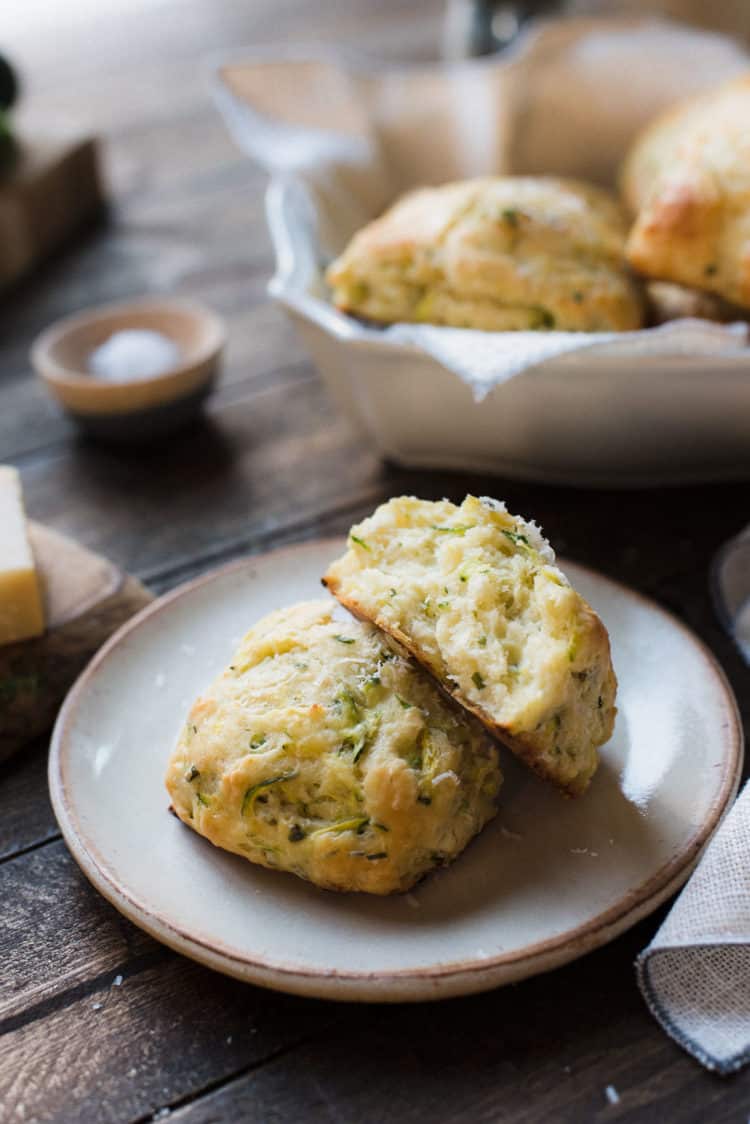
[[211, 25, 750, 485]]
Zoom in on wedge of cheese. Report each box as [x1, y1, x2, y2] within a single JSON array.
[[0, 466, 45, 645]]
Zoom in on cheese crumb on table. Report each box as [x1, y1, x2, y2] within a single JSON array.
[[0, 466, 45, 645]]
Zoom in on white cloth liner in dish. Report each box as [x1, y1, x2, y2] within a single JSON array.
[[210, 16, 750, 400]]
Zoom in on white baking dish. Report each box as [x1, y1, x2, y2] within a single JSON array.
[[213, 22, 750, 486]]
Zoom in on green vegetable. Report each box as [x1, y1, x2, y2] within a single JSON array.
[[531, 306, 556, 330], [350, 710, 382, 764], [335, 688, 362, 724], [501, 208, 520, 228], [350, 534, 371, 551], [431, 524, 473, 535], [242, 771, 299, 816], [249, 734, 266, 749], [396, 695, 412, 709], [502, 529, 530, 548], [472, 671, 486, 690], [478, 636, 487, 648], [185, 765, 200, 782], [310, 816, 369, 837], [196, 793, 210, 807], [334, 635, 356, 645]]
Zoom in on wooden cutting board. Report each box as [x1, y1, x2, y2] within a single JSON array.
[[0, 523, 152, 762]]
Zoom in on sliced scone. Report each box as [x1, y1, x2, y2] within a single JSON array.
[[323, 497, 617, 796], [166, 600, 500, 895]]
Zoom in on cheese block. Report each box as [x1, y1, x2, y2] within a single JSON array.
[[0, 466, 45, 645], [0, 523, 152, 762]]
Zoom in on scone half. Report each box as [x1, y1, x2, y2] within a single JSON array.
[[323, 497, 617, 797], [166, 600, 500, 895]]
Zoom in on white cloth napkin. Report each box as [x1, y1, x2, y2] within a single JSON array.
[[637, 780, 750, 1075]]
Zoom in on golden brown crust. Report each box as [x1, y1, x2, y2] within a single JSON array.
[[623, 75, 750, 309]]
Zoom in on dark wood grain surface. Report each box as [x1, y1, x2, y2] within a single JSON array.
[[2, 3, 749, 1121]]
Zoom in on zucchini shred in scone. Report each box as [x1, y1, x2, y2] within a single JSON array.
[[166, 601, 501, 894], [323, 497, 617, 796]]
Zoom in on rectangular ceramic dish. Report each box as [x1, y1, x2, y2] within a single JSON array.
[[214, 20, 750, 486]]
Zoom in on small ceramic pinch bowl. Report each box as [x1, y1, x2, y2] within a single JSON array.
[[31, 297, 225, 441]]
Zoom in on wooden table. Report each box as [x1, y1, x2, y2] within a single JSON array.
[[2, 3, 749, 1120]]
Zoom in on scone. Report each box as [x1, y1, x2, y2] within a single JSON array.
[[323, 497, 616, 796], [326, 176, 643, 332], [166, 600, 501, 895], [623, 76, 750, 309], [645, 281, 750, 327]]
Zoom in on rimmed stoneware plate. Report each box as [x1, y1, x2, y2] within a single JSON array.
[[49, 539, 743, 1002]]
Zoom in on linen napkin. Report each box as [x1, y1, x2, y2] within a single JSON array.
[[637, 780, 750, 1075], [211, 17, 750, 394]]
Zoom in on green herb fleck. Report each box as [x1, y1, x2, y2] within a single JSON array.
[[472, 671, 486, 690], [242, 771, 299, 816], [396, 695, 412, 709], [531, 306, 556, 330], [250, 734, 267, 749], [310, 816, 370, 837], [431, 524, 473, 535], [502, 208, 520, 228], [334, 635, 356, 645], [478, 636, 487, 648], [185, 765, 200, 782], [389, 588, 397, 598], [502, 529, 530, 548], [350, 534, 371, 551], [196, 792, 210, 807]]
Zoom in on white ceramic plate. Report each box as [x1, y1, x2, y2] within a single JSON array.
[[49, 539, 743, 1002]]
